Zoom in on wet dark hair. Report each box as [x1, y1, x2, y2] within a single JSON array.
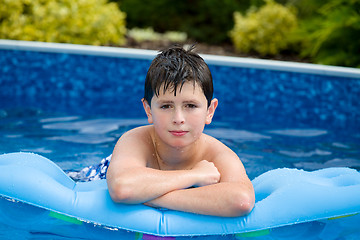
[[144, 45, 213, 107]]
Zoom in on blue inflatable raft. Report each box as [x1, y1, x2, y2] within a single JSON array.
[[0, 152, 360, 239]]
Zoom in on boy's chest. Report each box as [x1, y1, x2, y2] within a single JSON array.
[[145, 147, 213, 171]]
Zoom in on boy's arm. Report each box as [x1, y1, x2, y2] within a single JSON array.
[[107, 127, 255, 217], [145, 149, 255, 217], [106, 127, 221, 204], [145, 181, 254, 217], [107, 161, 220, 204]]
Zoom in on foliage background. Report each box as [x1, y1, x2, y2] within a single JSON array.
[[0, 0, 359, 67], [115, 0, 359, 68], [230, 0, 297, 56], [0, 0, 126, 45]]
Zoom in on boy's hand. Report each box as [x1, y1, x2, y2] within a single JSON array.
[[191, 160, 221, 187]]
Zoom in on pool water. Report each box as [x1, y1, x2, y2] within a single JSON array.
[[0, 107, 359, 180], [0, 41, 360, 239], [0, 107, 360, 239]]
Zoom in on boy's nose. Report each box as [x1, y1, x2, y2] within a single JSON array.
[[173, 109, 185, 124]]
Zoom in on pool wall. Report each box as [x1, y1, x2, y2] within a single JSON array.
[[1, 40, 359, 130]]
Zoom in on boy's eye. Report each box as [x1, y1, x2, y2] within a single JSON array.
[[186, 104, 197, 108], [160, 104, 172, 109]]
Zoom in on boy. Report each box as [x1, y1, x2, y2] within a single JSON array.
[[106, 46, 255, 217]]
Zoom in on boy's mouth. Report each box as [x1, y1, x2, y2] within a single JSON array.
[[169, 130, 188, 137]]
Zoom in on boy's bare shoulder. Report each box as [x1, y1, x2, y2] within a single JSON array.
[[113, 125, 155, 159], [202, 133, 248, 182], [201, 133, 238, 161], [120, 125, 153, 142]]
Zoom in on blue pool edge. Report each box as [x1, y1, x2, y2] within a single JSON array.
[[1, 39, 360, 79]]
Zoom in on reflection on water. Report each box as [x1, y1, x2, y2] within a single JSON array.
[[205, 128, 271, 142], [295, 158, 360, 170], [42, 118, 148, 134], [0, 108, 360, 240], [267, 129, 328, 137], [0, 108, 359, 179]]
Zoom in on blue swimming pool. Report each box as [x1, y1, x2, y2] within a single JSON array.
[[0, 40, 360, 239], [1, 40, 359, 129]]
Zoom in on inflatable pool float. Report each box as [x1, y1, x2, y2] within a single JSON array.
[[0, 152, 360, 239]]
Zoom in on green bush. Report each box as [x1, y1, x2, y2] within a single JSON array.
[[0, 0, 126, 46], [230, 0, 297, 56], [288, 0, 328, 19], [115, 0, 247, 45], [298, 0, 360, 68], [179, 0, 247, 44], [128, 28, 187, 43]]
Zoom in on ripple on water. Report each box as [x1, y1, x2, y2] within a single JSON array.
[[39, 116, 80, 123], [268, 129, 328, 137], [279, 149, 332, 158], [42, 118, 148, 134], [47, 134, 116, 145], [294, 158, 360, 170], [205, 128, 271, 142], [20, 147, 53, 154], [332, 142, 351, 149]]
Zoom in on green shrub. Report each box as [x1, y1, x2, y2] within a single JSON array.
[[298, 0, 360, 68], [128, 28, 187, 43], [230, 0, 297, 56], [0, 0, 126, 46], [288, 0, 328, 19], [179, 0, 246, 44], [115, 0, 246, 45]]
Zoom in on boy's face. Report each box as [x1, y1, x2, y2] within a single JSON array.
[[143, 81, 217, 149]]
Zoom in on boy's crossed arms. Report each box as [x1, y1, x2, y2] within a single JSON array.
[[107, 126, 254, 217]]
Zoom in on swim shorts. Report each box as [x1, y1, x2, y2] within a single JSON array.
[[67, 155, 111, 182]]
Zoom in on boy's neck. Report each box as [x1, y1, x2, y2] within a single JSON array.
[[153, 136, 202, 171]]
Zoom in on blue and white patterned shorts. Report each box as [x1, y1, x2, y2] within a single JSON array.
[[67, 155, 111, 182]]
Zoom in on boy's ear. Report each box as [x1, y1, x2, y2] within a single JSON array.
[[206, 98, 218, 125], [142, 98, 153, 124]]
